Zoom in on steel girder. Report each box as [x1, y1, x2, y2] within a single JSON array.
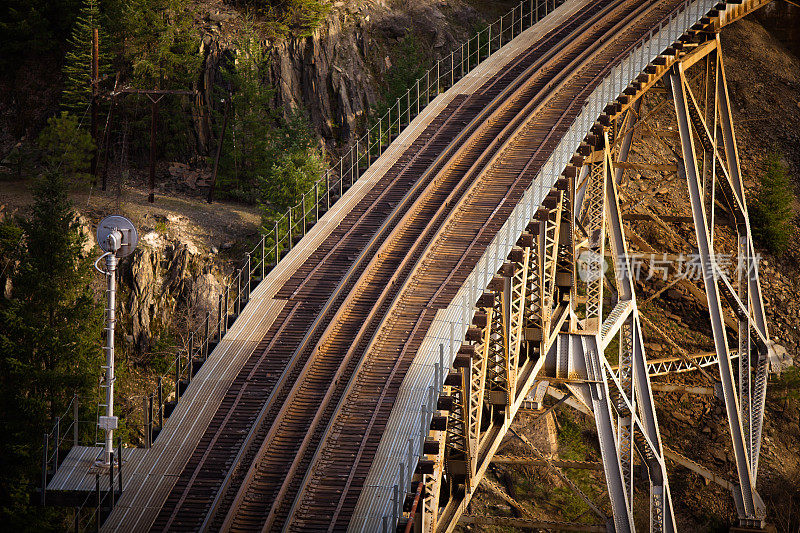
[[410, 26, 774, 533]]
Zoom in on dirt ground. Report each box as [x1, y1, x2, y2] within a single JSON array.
[[0, 172, 261, 252]]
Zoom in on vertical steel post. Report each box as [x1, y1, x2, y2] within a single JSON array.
[[95, 473, 100, 532], [147, 393, 153, 448], [236, 269, 242, 316], [204, 311, 210, 358], [175, 351, 181, 402], [224, 286, 229, 333], [274, 222, 279, 265], [288, 207, 293, 249], [102, 252, 118, 465], [188, 333, 194, 383], [54, 416, 60, 473], [158, 377, 163, 428], [143, 396, 149, 448], [109, 451, 115, 508], [41, 433, 48, 505], [74, 394, 79, 447], [117, 438, 123, 498]]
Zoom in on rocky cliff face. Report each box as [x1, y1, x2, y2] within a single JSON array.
[[195, 0, 485, 146], [122, 231, 226, 355]]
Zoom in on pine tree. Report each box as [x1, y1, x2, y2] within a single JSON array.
[[61, 0, 109, 115], [123, 0, 201, 89], [37, 111, 96, 186], [0, 171, 102, 528], [753, 155, 795, 255]]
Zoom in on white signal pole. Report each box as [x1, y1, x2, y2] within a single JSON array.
[[95, 216, 138, 466]]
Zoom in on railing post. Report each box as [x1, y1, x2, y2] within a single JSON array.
[[314, 182, 319, 224], [116, 437, 123, 498], [416, 79, 420, 116], [74, 394, 79, 447], [147, 393, 153, 448], [54, 416, 60, 473], [95, 473, 100, 532], [436, 60, 440, 94], [450, 52, 454, 87], [236, 269, 242, 316], [530, 0, 534, 27], [188, 333, 194, 382], [274, 222, 279, 265], [245, 253, 251, 302], [261, 236, 266, 279], [41, 432, 48, 506], [301, 195, 306, 236], [354, 138, 359, 186], [143, 396, 149, 448], [204, 311, 210, 358], [109, 451, 115, 508], [217, 293, 223, 340], [175, 351, 181, 402], [157, 377, 163, 428], [288, 206, 293, 249]]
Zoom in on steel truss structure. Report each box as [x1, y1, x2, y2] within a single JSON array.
[[410, 20, 778, 533]]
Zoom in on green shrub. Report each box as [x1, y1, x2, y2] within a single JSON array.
[[37, 111, 96, 186], [752, 155, 794, 255], [244, 0, 331, 38], [212, 19, 324, 220]]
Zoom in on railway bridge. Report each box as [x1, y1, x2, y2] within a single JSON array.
[[45, 0, 783, 530]]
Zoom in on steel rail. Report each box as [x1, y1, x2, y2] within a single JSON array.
[[194, 5, 616, 531], [218, 3, 633, 530], [283, 1, 684, 530]]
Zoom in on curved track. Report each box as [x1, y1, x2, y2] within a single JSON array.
[[135, 1, 748, 531]]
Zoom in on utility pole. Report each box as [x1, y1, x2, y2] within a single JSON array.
[[148, 84, 160, 203], [94, 216, 138, 465], [91, 28, 100, 188], [109, 88, 196, 204]]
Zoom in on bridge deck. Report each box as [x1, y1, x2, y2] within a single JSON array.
[[101, 3, 591, 531]]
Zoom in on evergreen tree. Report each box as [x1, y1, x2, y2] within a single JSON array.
[[123, 0, 201, 89], [0, 171, 102, 529], [0, 0, 81, 69], [37, 111, 96, 186], [213, 21, 323, 214], [753, 155, 795, 255], [61, 0, 110, 115]]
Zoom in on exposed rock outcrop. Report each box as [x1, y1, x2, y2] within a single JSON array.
[[195, 1, 483, 146], [121, 231, 226, 355]]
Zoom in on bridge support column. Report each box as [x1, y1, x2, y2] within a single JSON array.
[[669, 44, 767, 524]]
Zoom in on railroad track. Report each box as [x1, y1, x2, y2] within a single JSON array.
[[149, 4, 608, 531], [281, 0, 696, 530], [148, 1, 694, 531], [216, 0, 688, 531]]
